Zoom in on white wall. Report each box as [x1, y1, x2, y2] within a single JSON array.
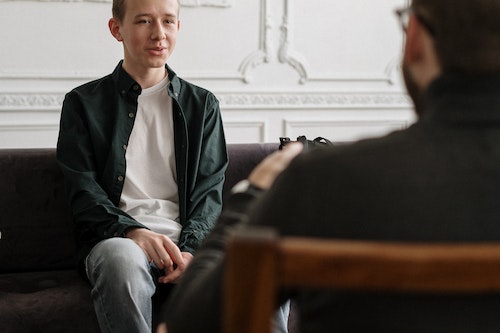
[[0, 0, 413, 148]]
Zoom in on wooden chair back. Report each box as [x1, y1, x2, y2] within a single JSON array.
[[224, 226, 500, 333]]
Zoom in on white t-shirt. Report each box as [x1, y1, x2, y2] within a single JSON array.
[[119, 75, 182, 244]]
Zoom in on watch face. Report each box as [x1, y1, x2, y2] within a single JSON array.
[[231, 180, 264, 196], [231, 180, 251, 194]]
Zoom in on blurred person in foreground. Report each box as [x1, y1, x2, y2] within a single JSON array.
[[159, 0, 500, 332]]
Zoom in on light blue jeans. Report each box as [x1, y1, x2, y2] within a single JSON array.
[[86, 238, 290, 333], [86, 238, 157, 333]]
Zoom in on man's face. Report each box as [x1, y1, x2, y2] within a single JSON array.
[[111, 0, 180, 76]]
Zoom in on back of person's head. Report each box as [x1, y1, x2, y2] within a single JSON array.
[[413, 0, 500, 75]]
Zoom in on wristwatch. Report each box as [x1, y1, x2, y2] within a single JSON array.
[[231, 179, 264, 196]]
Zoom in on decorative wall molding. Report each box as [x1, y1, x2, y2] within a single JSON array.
[[277, 0, 308, 84], [0, 91, 411, 112], [307, 56, 402, 85], [237, 0, 398, 85], [0, 93, 64, 111], [0, 0, 413, 148], [0, 123, 59, 131], [283, 119, 411, 143], [1, 0, 401, 86], [0, 0, 233, 7], [1, 0, 402, 87], [223, 121, 266, 143], [284, 119, 410, 135], [217, 92, 411, 110], [0, 123, 61, 148], [181, 0, 231, 8], [238, 0, 272, 83], [239, 0, 309, 84]]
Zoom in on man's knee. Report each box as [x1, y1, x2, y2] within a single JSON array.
[[86, 238, 150, 281]]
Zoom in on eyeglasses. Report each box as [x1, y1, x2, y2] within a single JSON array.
[[395, 7, 436, 36]]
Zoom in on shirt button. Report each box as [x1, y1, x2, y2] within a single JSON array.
[[121, 90, 126, 95], [133, 85, 140, 91], [122, 144, 127, 151], [117, 175, 124, 182], [128, 113, 135, 118]]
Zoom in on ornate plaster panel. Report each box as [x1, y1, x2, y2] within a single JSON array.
[[237, 0, 404, 85], [239, 0, 310, 84]]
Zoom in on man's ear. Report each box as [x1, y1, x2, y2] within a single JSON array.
[[403, 14, 442, 90], [109, 18, 123, 42], [403, 15, 425, 64]]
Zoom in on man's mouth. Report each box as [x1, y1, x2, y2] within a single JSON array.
[[148, 46, 167, 55]]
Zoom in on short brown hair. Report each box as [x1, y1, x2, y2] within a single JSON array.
[[413, 0, 500, 75], [112, 0, 180, 22], [112, 0, 126, 21]]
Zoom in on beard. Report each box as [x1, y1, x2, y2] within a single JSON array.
[[402, 64, 425, 117]]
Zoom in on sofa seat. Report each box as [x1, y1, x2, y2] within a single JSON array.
[[0, 143, 281, 333], [0, 270, 99, 333]]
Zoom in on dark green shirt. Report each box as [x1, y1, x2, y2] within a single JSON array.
[[57, 61, 228, 263]]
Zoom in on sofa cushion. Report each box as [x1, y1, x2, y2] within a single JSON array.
[[0, 270, 100, 333], [223, 143, 278, 196], [0, 149, 76, 273]]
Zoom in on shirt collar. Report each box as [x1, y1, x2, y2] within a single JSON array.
[[422, 71, 500, 124], [112, 60, 181, 99], [111, 60, 141, 99], [166, 64, 181, 100]]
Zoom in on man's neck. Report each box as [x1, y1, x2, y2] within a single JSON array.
[[122, 63, 167, 89]]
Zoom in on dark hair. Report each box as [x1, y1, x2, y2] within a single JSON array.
[[112, 0, 126, 21], [413, 0, 500, 74], [112, 0, 180, 22]]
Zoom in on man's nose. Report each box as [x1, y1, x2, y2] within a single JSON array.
[[151, 21, 166, 40]]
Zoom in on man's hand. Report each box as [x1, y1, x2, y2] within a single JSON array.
[[125, 228, 191, 283], [158, 251, 193, 284], [157, 323, 168, 333], [248, 142, 303, 190]]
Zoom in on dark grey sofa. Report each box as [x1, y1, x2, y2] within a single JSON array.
[[0, 143, 279, 333]]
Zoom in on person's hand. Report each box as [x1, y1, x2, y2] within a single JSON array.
[[157, 323, 168, 333], [126, 228, 188, 282], [158, 251, 193, 284], [248, 142, 303, 190]]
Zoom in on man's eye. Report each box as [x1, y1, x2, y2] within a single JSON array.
[[138, 19, 151, 24]]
